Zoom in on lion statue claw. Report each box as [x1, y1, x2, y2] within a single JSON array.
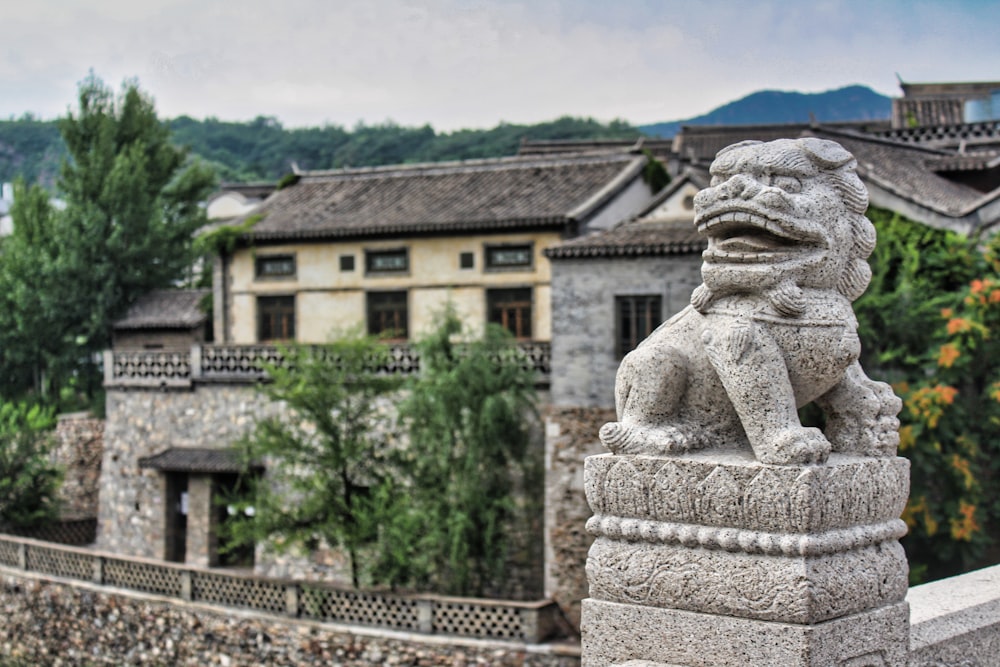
[[600, 138, 901, 466]]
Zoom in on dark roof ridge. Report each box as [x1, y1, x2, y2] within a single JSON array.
[[298, 150, 640, 181], [806, 125, 958, 157]]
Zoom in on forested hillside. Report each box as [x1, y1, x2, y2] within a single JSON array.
[[0, 115, 639, 186], [0, 84, 893, 186]]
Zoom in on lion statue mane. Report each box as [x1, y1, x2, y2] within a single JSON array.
[[599, 137, 900, 465]]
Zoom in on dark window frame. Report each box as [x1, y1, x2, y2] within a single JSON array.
[[487, 287, 533, 340], [459, 251, 475, 270], [257, 294, 296, 342], [365, 248, 409, 275], [615, 294, 662, 359], [254, 253, 296, 280], [484, 243, 534, 272], [340, 254, 355, 272], [367, 290, 409, 340]]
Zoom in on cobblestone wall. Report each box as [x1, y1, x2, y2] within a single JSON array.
[[97, 385, 278, 558], [0, 570, 580, 666], [543, 406, 614, 631], [52, 413, 105, 519]]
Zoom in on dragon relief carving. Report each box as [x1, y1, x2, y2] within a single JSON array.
[[600, 138, 901, 465]]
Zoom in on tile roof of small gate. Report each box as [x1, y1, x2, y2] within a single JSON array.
[[113, 289, 210, 330], [232, 152, 647, 242]]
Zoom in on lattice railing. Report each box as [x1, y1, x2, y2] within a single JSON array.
[[191, 570, 287, 614], [200, 345, 286, 378], [300, 586, 422, 630], [108, 350, 192, 387], [103, 556, 184, 597], [0, 534, 562, 643], [106, 341, 551, 387], [434, 599, 525, 639], [25, 543, 92, 580]]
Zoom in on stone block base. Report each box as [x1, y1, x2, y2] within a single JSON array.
[[580, 598, 909, 667]]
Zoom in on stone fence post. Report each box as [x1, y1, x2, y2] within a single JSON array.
[[581, 138, 910, 666]]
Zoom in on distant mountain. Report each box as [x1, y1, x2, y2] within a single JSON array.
[[639, 85, 892, 138]]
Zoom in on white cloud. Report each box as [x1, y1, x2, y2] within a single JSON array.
[[1, 0, 998, 129]]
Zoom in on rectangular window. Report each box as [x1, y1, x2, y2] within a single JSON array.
[[365, 248, 408, 274], [459, 251, 475, 269], [255, 254, 295, 279], [258, 295, 295, 341], [485, 244, 533, 271], [367, 291, 408, 339], [340, 254, 355, 272], [487, 288, 532, 339], [616, 295, 662, 358]]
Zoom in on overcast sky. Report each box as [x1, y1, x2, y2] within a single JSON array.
[[3, 0, 998, 131]]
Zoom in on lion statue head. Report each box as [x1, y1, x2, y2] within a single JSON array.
[[690, 137, 874, 317]]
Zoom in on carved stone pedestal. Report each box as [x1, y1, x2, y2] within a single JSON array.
[[580, 451, 910, 667]]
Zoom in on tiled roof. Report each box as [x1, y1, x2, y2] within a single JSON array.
[[518, 138, 674, 161], [113, 289, 210, 331], [871, 120, 1000, 150], [674, 121, 891, 165], [138, 447, 261, 473], [807, 126, 993, 218], [232, 153, 647, 242], [545, 220, 705, 259]]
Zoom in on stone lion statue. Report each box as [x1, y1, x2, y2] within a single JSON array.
[[600, 138, 901, 465]]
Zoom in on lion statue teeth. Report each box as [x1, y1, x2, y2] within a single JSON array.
[[600, 138, 901, 466]]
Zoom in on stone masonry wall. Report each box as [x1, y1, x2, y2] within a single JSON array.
[[549, 254, 702, 409], [97, 385, 278, 558], [544, 253, 701, 629], [52, 413, 105, 519], [543, 406, 615, 631], [0, 569, 580, 667]]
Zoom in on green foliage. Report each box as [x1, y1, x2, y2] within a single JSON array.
[[225, 313, 539, 595], [395, 309, 538, 596], [223, 335, 404, 588], [641, 149, 671, 193], [2, 113, 641, 184], [275, 173, 300, 190], [854, 208, 996, 582], [0, 401, 61, 530], [0, 74, 216, 403], [195, 213, 262, 256]]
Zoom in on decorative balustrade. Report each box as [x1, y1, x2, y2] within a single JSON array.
[[105, 341, 551, 387], [0, 534, 561, 643]]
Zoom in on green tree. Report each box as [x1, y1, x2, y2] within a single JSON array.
[[398, 310, 539, 596], [853, 208, 995, 583], [0, 401, 61, 531], [225, 336, 404, 588], [0, 74, 215, 402]]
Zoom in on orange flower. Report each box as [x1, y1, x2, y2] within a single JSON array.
[[898, 424, 915, 452], [971, 279, 985, 294], [951, 454, 976, 490], [990, 382, 1000, 403], [940, 308, 954, 318], [905, 384, 958, 428], [991, 290, 1000, 304], [947, 318, 971, 335], [902, 496, 938, 536], [938, 344, 960, 368], [950, 500, 979, 541]]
